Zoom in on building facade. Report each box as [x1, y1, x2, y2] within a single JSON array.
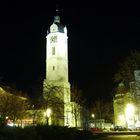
[[113, 70, 140, 129]]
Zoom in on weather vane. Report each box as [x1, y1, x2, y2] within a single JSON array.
[[55, 3, 59, 15]]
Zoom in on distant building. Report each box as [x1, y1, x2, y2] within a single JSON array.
[[113, 70, 140, 129]]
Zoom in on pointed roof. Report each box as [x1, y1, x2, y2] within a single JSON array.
[[47, 9, 65, 34]]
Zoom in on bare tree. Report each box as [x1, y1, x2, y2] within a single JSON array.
[[71, 84, 85, 127], [90, 99, 113, 122], [0, 88, 29, 126], [43, 81, 64, 125], [114, 50, 140, 88], [9, 95, 29, 124]]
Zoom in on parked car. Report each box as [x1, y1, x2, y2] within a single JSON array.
[[89, 128, 103, 133], [113, 126, 132, 131]]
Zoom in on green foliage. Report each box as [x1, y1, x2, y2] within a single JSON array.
[[0, 125, 94, 140]]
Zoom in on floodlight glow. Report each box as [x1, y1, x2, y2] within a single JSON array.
[[125, 103, 135, 128], [125, 104, 134, 117], [46, 108, 52, 118], [44, 108, 52, 118]]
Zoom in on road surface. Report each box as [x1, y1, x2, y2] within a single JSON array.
[[96, 135, 140, 140]]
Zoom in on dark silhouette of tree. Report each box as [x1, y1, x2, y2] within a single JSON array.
[[71, 84, 86, 127], [115, 82, 129, 95], [114, 50, 140, 88], [43, 81, 64, 125], [90, 99, 113, 122], [71, 84, 85, 104], [0, 87, 29, 126]]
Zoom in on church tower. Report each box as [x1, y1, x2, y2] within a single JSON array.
[[44, 11, 72, 126], [46, 15, 68, 82]]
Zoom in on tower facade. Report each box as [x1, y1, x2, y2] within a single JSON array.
[[44, 14, 72, 126], [46, 16, 68, 82]]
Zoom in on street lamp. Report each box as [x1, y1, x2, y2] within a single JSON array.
[[91, 114, 95, 118], [44, 108, 52, 125], [46, 108, 52, 118], [91, 114, 95, 128]]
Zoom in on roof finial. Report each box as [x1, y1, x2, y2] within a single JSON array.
[[56, 3, 59, 14], [56, 8, 59, 16], [54, 5, 60, 23]]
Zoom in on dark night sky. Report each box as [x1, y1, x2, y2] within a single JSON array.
[[0, 1, 140, 104]]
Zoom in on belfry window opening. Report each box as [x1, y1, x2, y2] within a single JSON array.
[[52, 47, 55, 55], [53, 66, 55, 70]]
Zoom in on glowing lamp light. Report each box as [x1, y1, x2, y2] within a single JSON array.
[[91, 114, 95, 118], [44, 108, 52, 118], [44, 108, 52, 125], [125, 104, 134, 117], [6, 116, 8, 119], [46, 108, 52, 117]]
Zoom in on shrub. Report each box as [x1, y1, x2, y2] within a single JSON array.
[[0, 125, 94, 140]]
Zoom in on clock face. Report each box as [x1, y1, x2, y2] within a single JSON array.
[[50, 36, 57, 43]]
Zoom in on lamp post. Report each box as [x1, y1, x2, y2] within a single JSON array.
[[44, 108, 52, 125], [32, 104, 35, 126], [91, 114, 95, 128]]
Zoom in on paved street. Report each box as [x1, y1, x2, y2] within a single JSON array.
[[96, 135, 140, 140]]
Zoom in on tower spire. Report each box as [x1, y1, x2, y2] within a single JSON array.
[[54, 6, 60, 23], [56, 3, 59, 15]]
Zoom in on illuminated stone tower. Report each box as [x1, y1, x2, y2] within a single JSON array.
[[44, 12, 72, 126], [46, 15, 68, 82]]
